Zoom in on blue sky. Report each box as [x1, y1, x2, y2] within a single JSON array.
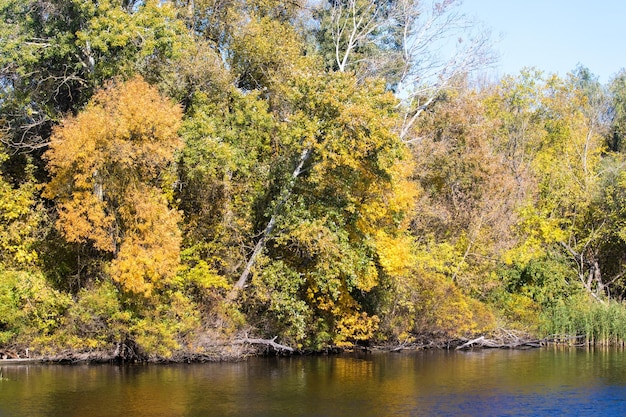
[[459, 0, 626, 83]]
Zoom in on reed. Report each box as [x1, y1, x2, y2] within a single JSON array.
[[542, 297, 626, 346]]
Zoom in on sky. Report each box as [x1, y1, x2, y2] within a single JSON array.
[[459, 0, 626, 84]]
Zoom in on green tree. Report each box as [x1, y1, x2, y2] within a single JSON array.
[[178, 87, 275, 287], [0, 0, 193, 152], [608, 69, 626, 152], [237, 72, 417, 347]]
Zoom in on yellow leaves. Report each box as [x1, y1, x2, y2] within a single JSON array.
[[279, 218, 340, 262], [57, 191, 116, 252], [316, 78, 399, 168], [184, 260, 230, 292], [389, 158, 419, 210], [334, 312, 379, 347], [1, 270, 72, 345], [110, 239, 155, 296], [414, 241, 461, 276], [413, 271, 496, 338], [303, 275, 380, 347], [502, 293, 541, 330], [46, 78, 181, 185], [45, 76, 184, 296], [373, 231, 414, 279], [109, 187, 182, 296], [45, 120, 100, 180], [354, 260, 378, 292], [230, 15, 309, 91], [502, 202, 568, 267], [275, 222, 377, 294], [0, 157, 44, 267], [238, 70, 419, 347], [504, 73, 606, 226], [110, 81, 181, 142], [92, 78, 183, 178], [354, 169, 418, 237]]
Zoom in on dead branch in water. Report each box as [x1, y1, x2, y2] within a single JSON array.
[[455, 336, 544, 350], [455, 329, 548, 350]]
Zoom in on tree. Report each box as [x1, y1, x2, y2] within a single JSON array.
[[217, 69, 418, 347], [0, 151, 45, 268], [178, 87, 276, 286], [313, 0, 494, 139], [536, 73, 609, 300], [492, 70, 616, 302], [314, 0, 400, 76], [484, 69, 545, 194], [44, 76, 183, 296], [393, 0, 493, 140], [608, 69, 626, 152], [411, 81, 518, 298], [0, 0, 191, 152]]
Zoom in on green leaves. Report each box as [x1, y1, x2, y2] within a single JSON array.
[[7, 0, 626, 355], [0, 270, 72, 347]]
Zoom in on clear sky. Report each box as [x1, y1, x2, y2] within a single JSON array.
[[459, 0, 626, 84]]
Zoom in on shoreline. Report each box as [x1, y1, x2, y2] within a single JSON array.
[[0, 358, 44, 365], [0, 335, 592, 365]]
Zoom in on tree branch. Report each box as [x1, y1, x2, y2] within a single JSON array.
[[229, 147, 313, 298], [233, 336, 295, 353]]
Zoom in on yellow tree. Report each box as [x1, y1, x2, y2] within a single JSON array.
[[485, 70, 611, 312], [44, 76, 183, 296], [533, 72, 609, 300], [0, 152, 44, 268], [374, 81, 517, 341]]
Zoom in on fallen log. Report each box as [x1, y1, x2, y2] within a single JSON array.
[[0, 358, 43, 364], [233, 336, 295, 353], [456, 336, 485, 350], [456, 335, 546, 350]]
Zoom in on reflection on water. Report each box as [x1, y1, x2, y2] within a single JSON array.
[[1, 349, 626, 416]]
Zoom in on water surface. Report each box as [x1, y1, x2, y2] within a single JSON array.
[[1, 348, 625, 416]]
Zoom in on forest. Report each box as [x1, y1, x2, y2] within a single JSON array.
[[2, 0, 626, 360]]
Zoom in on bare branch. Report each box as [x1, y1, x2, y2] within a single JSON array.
[[394, 0, 495, 139], [318, 0, 495, 140], [329, 0, 381, 72]]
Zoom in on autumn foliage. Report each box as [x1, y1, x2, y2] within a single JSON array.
[[2, 0, 626, 358], [44, 77, 183, 295]]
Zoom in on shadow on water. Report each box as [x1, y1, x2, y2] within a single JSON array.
[[1, 348, 626, 416]]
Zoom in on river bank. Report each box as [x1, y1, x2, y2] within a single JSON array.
[[0, 330, 587, 365]]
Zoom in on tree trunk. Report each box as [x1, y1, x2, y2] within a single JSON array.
[[228, 148, 312, 299], [560, 241, 606, 304]]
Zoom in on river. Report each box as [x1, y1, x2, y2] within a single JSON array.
[[1, 348, 626, 416]]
